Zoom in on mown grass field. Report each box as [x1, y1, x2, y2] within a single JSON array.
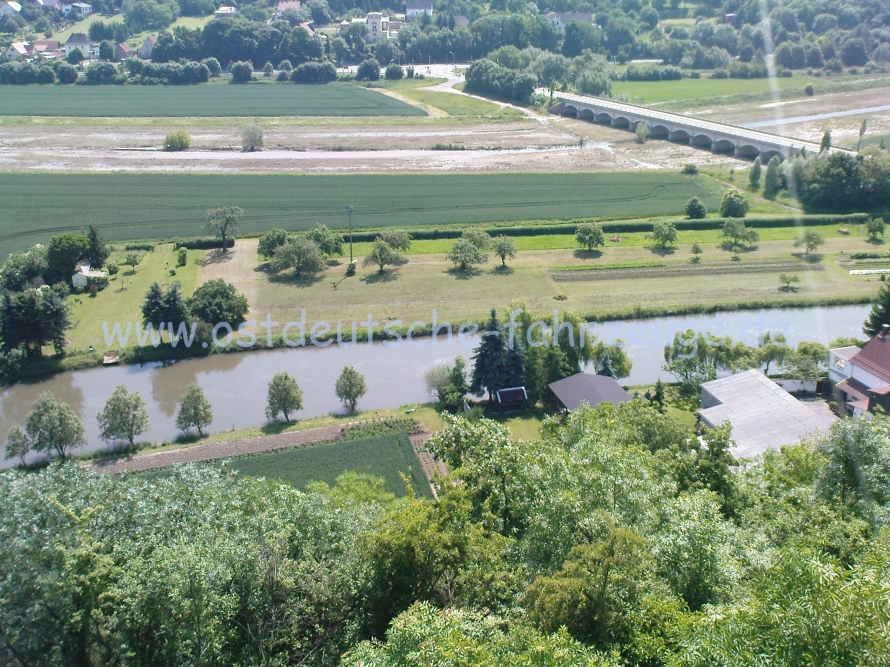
[[0, 84, 426, 117], [228, 434, 433, 498], [612, 75, 824, 104], [401, 89, 524, 117], [0, 172, 723, 257]]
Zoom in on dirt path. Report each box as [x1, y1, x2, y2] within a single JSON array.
[[196, 238, 261, 312]]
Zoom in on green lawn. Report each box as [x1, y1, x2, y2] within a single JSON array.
[[52, 14, 124, 44], [65, 243, 200, 351], [401, 89, 523, 117], [612, 75, 824, 104], [0, 84, 426, 117], [127, 16, 212, 49], [0, 172, 723, 258], [228, 434, 434, 498]]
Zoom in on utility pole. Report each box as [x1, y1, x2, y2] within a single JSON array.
[[347, 205, 354, 262]]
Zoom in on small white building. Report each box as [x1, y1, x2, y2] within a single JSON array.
[[214, 5, 238, 16], [72, 260, 107, 289], [0, 0, 22, 15], [405, 0, 432, 19], [366, 12, 390, 42]]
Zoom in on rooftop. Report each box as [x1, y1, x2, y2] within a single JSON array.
[[831, 345, 861, 362], [699, 370, 835, 459], [849, 331, 890, 383], [548, 372, 632, 412]]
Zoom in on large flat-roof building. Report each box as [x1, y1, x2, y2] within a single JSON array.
[[548, 372, 632, 412], [698, 369, 835, 459]]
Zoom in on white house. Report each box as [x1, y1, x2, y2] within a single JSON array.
[[405, 0, 432, 19], [829, 329, 890, 415], [366, 12, 390, 42], [4, 42, 32, 59], [137, 34, 156, 59], [71, 260, 107, 289], [61, 1, 91, 15], [32, 0, 63, 10], [0, 0, 22, 15], [213, 5, 237, 16], [64, 33, 94, 58]]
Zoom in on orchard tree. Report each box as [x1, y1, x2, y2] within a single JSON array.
[[461, 226, 492, 251], [363, 240, 402, 272], [271, 237, 326, 277], [307, 224, 344, 258], [175, 384, 213, 436], [646, 220, 678, 249], [97, 385, 149, 446], [493, 235, 517, 267], [266, 372, 303, 423], [335, 366, 367, 412], [794, 230, 824, 256], [575, 222, 605, 252], [242, 124, 264, 151], [258, 228, 290, 258], [721, 219, 759, 250], [691, 242, 703, 263], [25, 391, 86, 459], [204, 205, 242, 252], [866, 217, 885, 242], [447, 238, 488, 271]]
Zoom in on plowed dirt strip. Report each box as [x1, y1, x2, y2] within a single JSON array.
[[552, 261, 824, 281]]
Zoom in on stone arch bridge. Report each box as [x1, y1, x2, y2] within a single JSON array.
[[551, 92, 850, 161]]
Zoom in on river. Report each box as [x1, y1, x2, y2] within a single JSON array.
[[0, 304, 869, 466]]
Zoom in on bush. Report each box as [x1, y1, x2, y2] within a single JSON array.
[[720, 190, 750, 218], [681, 164, 698, 175], [685, 196, 707, 219], [276, 70, 289, 82], [55, 62, 78, 84], [464, 58, 537, 102], [163, 130, 191, 152], [385, 63, 403, 80], [804, 83, 815, 96], [242, 124, 264, 152], [177, 247, 188, 267], [230, 61, 253, 83], [277, 59, 293, 72], [263, 61, 274, 77], [356, 58, 381, 81], [290, 61, 337, 84], [202, 57, 221, 77], [36, 67, 56, 85]]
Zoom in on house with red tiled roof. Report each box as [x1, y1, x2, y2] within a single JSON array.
[[829, 329, 890, 415]]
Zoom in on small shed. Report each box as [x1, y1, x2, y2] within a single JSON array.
[[496, 386, 528, 413], [72, 259, 107, 289], [548, 372, 632, 412]]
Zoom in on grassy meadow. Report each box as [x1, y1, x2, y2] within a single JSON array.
[[0, 172, 723, 257], [228, 434, 434, 498], [0, 84, 426, 117], [611, 75, 825, 104]]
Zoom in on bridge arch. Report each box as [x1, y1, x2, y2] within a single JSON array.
[[713, 138, 737, 154], [562, 104, 578, 117], [595, 112, 613, 124], [691, 133, 713, 148], [736, 144, 760, 158], [649, 124, 670, 139], [761, 149, 784, 163], [578, 107, 594, 120], [669, 128, 691, 143], [611, 115, 631, 129]]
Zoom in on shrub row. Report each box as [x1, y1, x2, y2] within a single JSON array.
[[340, 418, 424, 441], [349, 214, 867, 242], [170, 237, 235, 250]]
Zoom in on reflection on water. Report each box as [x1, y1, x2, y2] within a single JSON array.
[[0, 304, 870, 467]]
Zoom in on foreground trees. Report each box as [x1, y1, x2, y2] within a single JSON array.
[[2, 406, 890, 665], [97, 385, 149, 446]]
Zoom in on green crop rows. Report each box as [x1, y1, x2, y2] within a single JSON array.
[[228, 434, 433, 498], [0, 84, 425, 117], [0, 172, 722, 257]]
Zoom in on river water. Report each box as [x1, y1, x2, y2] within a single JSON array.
[[0, 304, 869, 466]]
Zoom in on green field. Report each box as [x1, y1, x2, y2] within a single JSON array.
[[0, 172, 723, 257], [0, 84, 426, 117], [612, 75, 823, 104], [227, 434, 433, 498]]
